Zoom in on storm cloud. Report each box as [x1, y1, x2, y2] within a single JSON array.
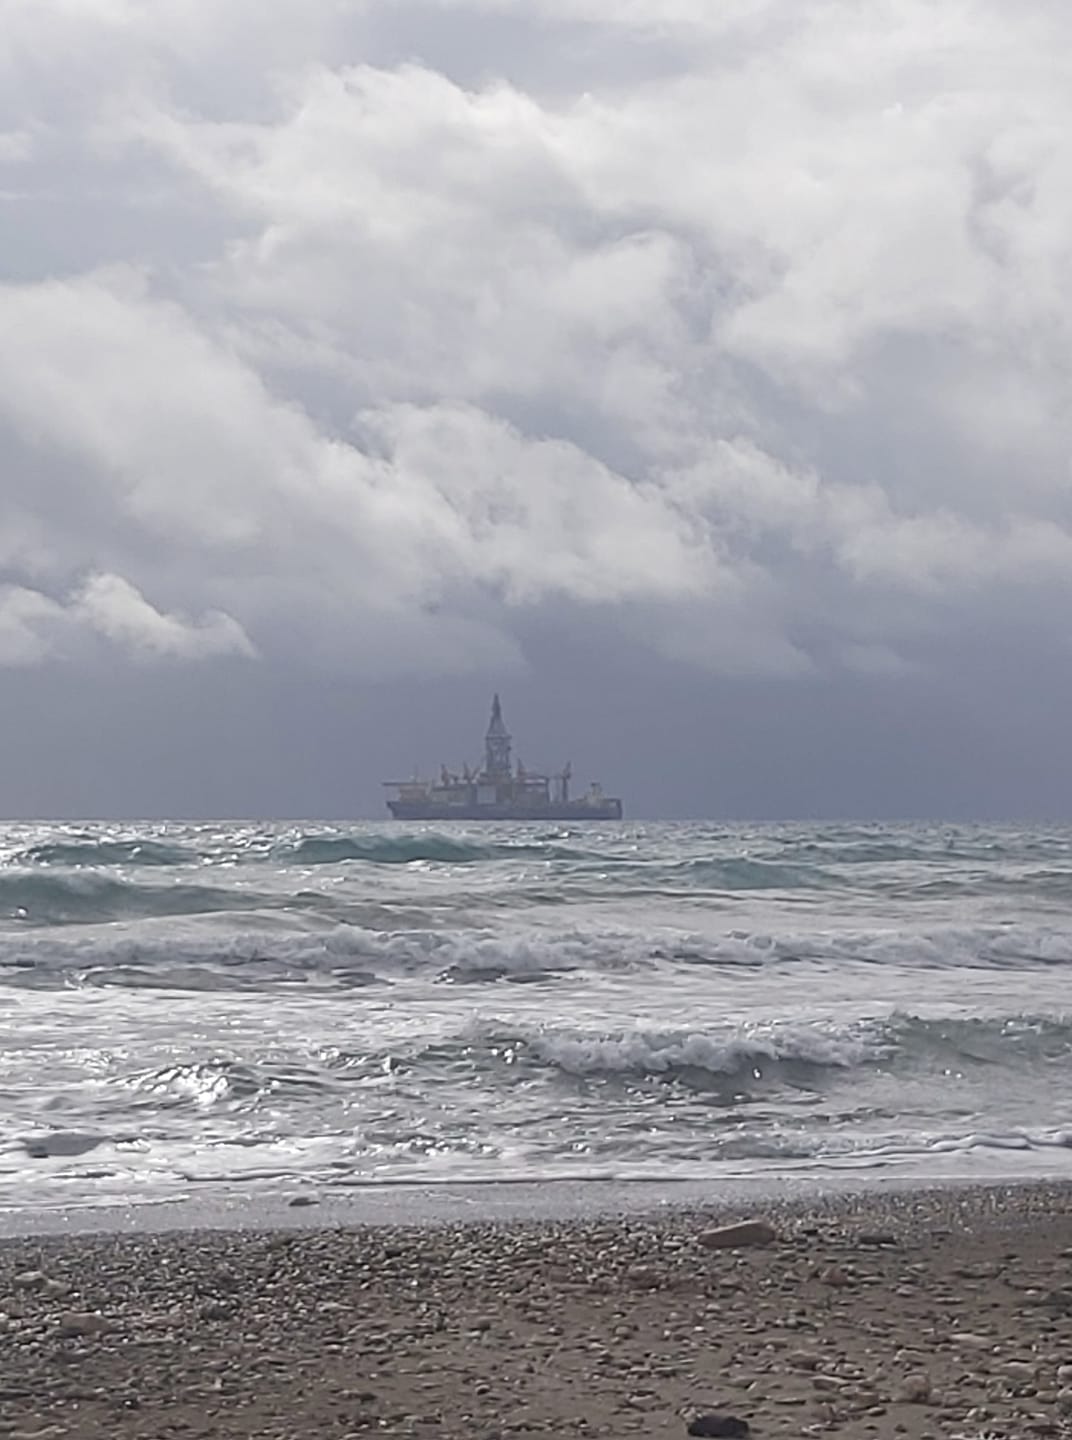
[[1, 1, 1070, 817]]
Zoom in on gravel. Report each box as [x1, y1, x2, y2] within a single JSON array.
[[2, 1182, 1072, 1438]]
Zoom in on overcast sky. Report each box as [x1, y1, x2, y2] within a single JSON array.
[[1, 0, 1071, 820]]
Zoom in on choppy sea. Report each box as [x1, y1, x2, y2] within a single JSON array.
[[2, 820, 1072, 1215]]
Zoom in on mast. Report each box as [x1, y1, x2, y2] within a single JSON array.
[[484, 693, 512, 778]]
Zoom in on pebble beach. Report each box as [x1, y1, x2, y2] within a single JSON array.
[[4, 1184, 1072, 1439]]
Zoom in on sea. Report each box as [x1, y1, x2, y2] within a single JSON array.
[[2, 819, 1072, 1218]]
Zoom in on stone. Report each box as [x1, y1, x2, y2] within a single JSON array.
[[812, 1374, 851, 1392], [627, 1265, 662, 1289], [785, 1350, 822, 1371], [12, 1271, 47, 1291], [1000, 1360, 1039, 1382], [57, 1311, 110, 1338], [949, 1332, 992, 1350], [895, 1374, 932, 1404], [686, 1415, 750, 1438], [697, 1221, 776, 1251]]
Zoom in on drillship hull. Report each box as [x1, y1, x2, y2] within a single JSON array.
[[386, 800, 623, 822]]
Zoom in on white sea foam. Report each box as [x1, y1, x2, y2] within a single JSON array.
[[4, 915, 1072, 988], [508, 1021, 878, 1076]]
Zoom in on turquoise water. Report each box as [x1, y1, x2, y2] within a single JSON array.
[[2, 820, 1071, 1211]]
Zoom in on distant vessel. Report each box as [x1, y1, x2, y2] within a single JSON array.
[[383, 695, 624, 821]]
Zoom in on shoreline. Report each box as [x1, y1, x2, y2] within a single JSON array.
[[2, 1168, 1067, 1240], [4, 1182, 1072, 1437]]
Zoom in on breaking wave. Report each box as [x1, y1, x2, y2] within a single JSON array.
[[442, 1013, 1072, 1087], [468, 1019, 878, 1081], [4, 917, 1072, 987], [15, 838, 194, 867], [81, 1021, 882, 1114], [20, 1014, 1072, 1117]]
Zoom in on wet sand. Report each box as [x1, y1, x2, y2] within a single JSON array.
[[3, 1183, 1072, 1439]]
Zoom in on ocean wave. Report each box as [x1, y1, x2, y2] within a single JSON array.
[[0, 871, 311, 927], [9, 824, 1072, 911], [10, 1006, 1072, 1202], [893, 868, 1072, 900], [6, 1019, 890, 1120], [406, 1010, 1072, 1087], [13, 838, 194, 868], [9, 819, 1072, 1206], [284, 833, 496, 865], [664, 856, 837, 890], [6, 828, 597, 872], [5, 916, 1072, 988], [496, 1021, 875, 1080], [62, 1012, 1072, 1114], [888, 1012, 1072, 1066], [0, 932, 626, 989], [436, 1011, 1072, 1095], [115, 1054, 390, 1112], [280, 832, 596, 866], [131, 1059, 268, 1107]]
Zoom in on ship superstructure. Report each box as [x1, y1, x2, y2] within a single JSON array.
[[383, 695, 623, 821]]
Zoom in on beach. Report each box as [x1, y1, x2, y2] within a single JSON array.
[[3, 1184, 1072, 1439]]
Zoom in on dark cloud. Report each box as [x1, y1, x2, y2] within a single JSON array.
[[0, 0, 1070, 817]]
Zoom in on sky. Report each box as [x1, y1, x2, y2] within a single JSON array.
[[1, 0, 1071, 820]]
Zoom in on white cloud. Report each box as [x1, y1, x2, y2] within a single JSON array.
[[0, 573, 254, 666], [1, 0, 1070, 680], [0, 586, 62, 665], [72, 572, 255, 660]]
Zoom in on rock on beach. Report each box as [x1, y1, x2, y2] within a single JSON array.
[[696, 1219, 778, 1250]]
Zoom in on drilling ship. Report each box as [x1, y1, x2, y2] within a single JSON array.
[[383, 695, 624, 821]]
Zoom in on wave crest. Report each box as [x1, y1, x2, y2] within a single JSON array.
[[512, 1023, 872, 1079], [14, 839, 193, 868], [5, 916, 1072, 988], [286, 834, 496, 865], [0, 872, 290, 927]]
